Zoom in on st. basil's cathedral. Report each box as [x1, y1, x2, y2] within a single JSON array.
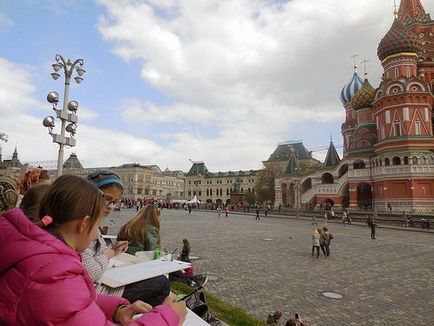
[[273, 0, 434, 213]]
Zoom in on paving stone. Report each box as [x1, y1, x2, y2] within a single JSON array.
[[107, 208, 434, 325]]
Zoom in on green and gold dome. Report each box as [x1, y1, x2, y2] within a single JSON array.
[[351, 79, 375, 111]]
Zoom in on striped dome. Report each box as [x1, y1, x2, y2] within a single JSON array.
[[377, 19, 418, 61], [351, 79, 375, 111], [340, 72, 363, 104]]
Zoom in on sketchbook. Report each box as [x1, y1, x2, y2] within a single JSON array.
[[99, 258, 191, 288]]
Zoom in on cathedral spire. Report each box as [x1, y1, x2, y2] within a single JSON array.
[[323, 141, 341, 168], [397, 0, 428, 24]]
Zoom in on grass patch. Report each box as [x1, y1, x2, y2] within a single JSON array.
[[171, 282, 266, 326]]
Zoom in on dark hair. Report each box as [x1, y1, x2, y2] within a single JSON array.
[[20, 184, 50, 222], [87, 169, 123, 190], [38, 175, 105, 234], [323, 227, 328, 231], [273, 310, 282, 319], [285, 319, 296, 326]]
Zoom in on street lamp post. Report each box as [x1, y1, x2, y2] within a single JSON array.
[[0, 132, 7, 162], [42, 54, 85, 177], [294, 176, 300, 219], [289, 147, 301, 219]]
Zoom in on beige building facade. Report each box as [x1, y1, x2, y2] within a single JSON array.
[[184, 162, 258, 205]]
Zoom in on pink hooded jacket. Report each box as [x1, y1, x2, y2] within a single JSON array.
[[0, 208, 180, 326]]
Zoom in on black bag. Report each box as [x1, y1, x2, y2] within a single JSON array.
[[186, 291, 222, 325]]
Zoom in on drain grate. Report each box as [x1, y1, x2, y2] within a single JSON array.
[[262, 238, 273, 241]]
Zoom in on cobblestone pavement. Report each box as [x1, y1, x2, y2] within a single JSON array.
[[108, 208, 434, 326]]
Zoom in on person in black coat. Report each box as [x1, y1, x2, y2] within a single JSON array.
[[366, 215, 376, 239]]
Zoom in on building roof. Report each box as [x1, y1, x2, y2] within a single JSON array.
[[63, 153, 83, 170], [266, 142, 312, 162], [398, 0, 430, 25], [323, 141, 341, 167], [377, 19, 418, 61], [186, 162, 209, 176], [207, 170, 257, 178]]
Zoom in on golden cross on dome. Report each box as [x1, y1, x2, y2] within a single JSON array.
[[360, 58, 370, 79], [351, 54, 358, 72]]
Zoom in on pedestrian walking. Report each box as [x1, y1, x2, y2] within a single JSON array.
[[217, 205, 222, 218], [318, 228, 327, 257], [188, 204, 192, 215], [255, 205, 260, 220], [366, 215, 376, 239], [322, 227, 333, 256], [264, 205, 268, 217], [311, 229, 320, 258], [342, 209, 352, 225], [224, 206, 229, 218]]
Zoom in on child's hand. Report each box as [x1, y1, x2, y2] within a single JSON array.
[[113, 241, 129, 256], [168, 301, 187, 325], [118, 301, 153, 325], [163, 293, 177, 304]]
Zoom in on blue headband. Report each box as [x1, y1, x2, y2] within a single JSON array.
[[96, 178, 124, 188]]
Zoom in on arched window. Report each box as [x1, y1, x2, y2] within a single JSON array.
[[403, 156, 409, 165], [353, 160, 365, 169], [338, 164, 348, 178], [392, 157, 401, 165], [412, 156, 418, 164], [385, 158, 390, 166], [321, 173, 334, 184]]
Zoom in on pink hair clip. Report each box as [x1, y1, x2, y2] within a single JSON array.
[[41, 215, 53, 227]]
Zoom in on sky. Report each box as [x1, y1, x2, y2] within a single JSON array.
[[1, 0, 433, 173]]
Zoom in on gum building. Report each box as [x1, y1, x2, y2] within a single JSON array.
[[275, 0, 434, 213]]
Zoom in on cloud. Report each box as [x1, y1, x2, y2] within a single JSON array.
[[0, 57, 161, 168], [120, 99, 216, 125], [78, 106, 99, 121], [0, 12, 13, 28], [95, 0, 396, 169], [0, 58, 43, 115]]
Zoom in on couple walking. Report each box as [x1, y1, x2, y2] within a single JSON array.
[[311, 227, 333, 258]]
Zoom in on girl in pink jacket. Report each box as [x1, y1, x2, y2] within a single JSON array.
[[0, 175, 186, 325]]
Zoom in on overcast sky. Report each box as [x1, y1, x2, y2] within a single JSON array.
[[1, 0, 433, 172]]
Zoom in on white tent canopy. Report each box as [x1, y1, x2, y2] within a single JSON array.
[[186, 195, 201, 204]]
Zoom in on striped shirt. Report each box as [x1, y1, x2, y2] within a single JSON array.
[[81, 229, 124, 297]]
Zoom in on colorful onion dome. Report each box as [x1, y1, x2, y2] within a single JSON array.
[[351, 79, 375, 111], [340, 72, 363, 104], [377, 19, 418, 61]]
